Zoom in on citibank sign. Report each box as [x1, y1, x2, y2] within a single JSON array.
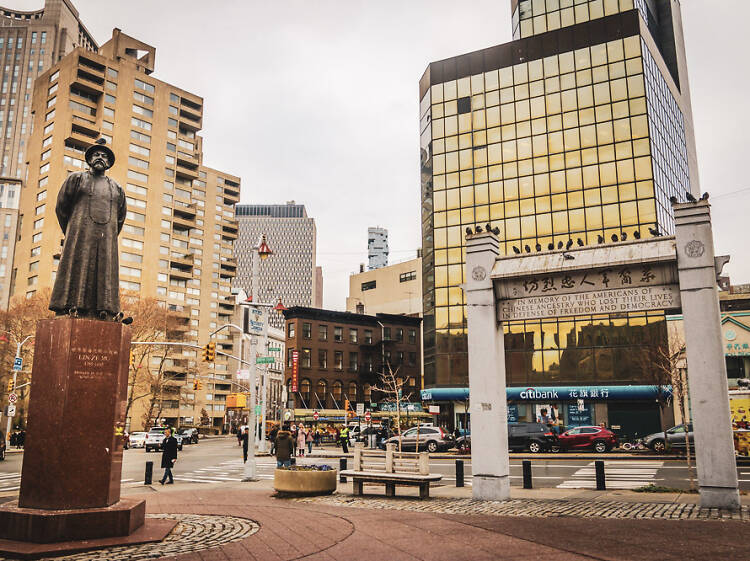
[[518, 388, 559, 400]]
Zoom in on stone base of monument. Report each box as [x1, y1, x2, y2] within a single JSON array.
[[0, 318, 179, 558], [0, 500, 176, 559]]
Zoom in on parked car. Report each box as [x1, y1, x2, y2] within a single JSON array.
[[509, 422, 559, 452], [129, 432, 147, 448], [178, 428, 199, 444], [643, 424, 694, 453], [145, 426, 183, 453], [556, 426, 618, 453], [454, 423, 559, 453], [380, 426, 454, 453]]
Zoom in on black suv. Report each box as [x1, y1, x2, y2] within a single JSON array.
[[509, 422, 558, 452], [456, 422, 558, 453]]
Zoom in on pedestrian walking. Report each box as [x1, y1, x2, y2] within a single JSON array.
[[340, 425, 349, 454], [17, 431, 24, 449], [275, 424, 294, 468], [241, 427, 250, 463], [296, 425, 307, 457], [237, 428, 243, 447], [306, 426, 314, 455], [159, 428, 178, 485]]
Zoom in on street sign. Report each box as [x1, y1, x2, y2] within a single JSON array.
[[283, 410, 293, 421], [268, 346, 281, 352], [356, 403, 365, 416], [6, 405, 15, 417], [254, 405, 261, 415], [255, 356, 275, 364], [12, 357, 22, 371], [429, 405, 440, 414], [364, 411, 371, 422], [313, 411, 319, 421], [8, 393, 17, 404]]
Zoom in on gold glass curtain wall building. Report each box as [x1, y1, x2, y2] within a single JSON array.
[[420, 1, 697, 390]]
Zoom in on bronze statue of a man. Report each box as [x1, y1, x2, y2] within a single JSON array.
[[49, 139, 127, 320]]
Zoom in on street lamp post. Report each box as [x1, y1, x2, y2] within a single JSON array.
[[243, 234, 273, 479]]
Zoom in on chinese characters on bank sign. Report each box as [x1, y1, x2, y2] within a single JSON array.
[[291, 350, 299, 392]]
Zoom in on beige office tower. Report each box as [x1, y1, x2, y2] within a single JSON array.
[[14, 29, 241, 432], [0, 0, 96, 307]]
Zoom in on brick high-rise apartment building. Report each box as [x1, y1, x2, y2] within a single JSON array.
[[0, 0, 96, 307], [14, 29, 241, 431]]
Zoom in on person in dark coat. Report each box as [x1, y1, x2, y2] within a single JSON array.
[[268, 425, 279, 455], [274, 424, 294, 468], [49, 140, 127, 320], [159, 428, 178, 485], [241, 427, 250, 463]]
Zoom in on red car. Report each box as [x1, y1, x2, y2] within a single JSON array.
[[556, 426, 618, 453]]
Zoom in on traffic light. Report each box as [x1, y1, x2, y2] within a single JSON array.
[[192, 380, 203, 391], [6, 380, 13, 392], [129, 351, 135, 368], [344, 399, 354, 419], [202, 341, 216, 362]]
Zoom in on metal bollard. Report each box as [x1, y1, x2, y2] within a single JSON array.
[[455, 459, 464, 487], [595, 460, 606, 490], [144, 461, 153, 485], [522, 459, 533, 489], [339, 457, 347, 483]]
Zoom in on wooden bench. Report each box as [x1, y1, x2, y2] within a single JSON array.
[[340, 442, 442, 498]]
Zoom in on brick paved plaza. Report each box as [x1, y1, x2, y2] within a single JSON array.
[[18, 481, 744, 561]]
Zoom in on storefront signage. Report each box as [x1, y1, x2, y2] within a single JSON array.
[[291, 350, 299, 392], [507, 404, 518, 423], [567, 402, 592, 426], [421, 385, 671, 402], [498, 285, 680, 321], [379, 402, 423, 412]]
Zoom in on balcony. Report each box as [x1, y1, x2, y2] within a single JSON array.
[[169, 267, 191, 281], [72, 68, 104, 90], [170, 252, 194, 268], [67, 122, 99, 144], [173, 201, 196, 220]]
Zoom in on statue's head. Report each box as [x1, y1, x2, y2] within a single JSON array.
[[85, 139, 115, 171]]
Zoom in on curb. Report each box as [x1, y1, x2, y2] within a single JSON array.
[[303, 452, 685, 461]]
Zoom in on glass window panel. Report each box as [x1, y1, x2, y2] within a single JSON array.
[[601, 185, 618, 204], [602, 203, 620, 227], [552, 210, 568, 232], [638, 199, 656, 224], [620, 201, 638, 226], [617, 159, 635, 182], [585, 205, 603, 229], [537, 212, 552, 235]]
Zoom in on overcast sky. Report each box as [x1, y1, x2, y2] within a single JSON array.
[[11, 1, 750, 309]]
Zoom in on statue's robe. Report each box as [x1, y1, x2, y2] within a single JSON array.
[[49, 170, 127, 315]]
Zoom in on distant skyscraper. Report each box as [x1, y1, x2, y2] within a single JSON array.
[[0, 0, 97, 307], [235, 202, 318, 329], [367, 227, 388, 270], [314, 265, 323, 308]]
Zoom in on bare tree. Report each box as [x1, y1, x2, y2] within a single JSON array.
[[647, 329, 695, 490], [372, 363, 412, 452], [121, 294, 188, 430]]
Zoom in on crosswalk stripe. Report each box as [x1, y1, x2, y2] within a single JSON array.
[[556, 461, 663, 490]]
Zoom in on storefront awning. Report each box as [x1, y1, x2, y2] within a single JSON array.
[[421, 385, 672, 402]]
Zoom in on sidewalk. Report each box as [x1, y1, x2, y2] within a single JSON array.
[[105, 477, 750, 561]]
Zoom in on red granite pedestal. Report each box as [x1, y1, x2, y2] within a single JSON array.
[[0, 318, 173, 557]]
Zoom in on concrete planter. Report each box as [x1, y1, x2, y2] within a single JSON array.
[[273, 469, 337, 496]]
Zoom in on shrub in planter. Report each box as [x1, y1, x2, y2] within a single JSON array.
[[274, 464, 337, 496]]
